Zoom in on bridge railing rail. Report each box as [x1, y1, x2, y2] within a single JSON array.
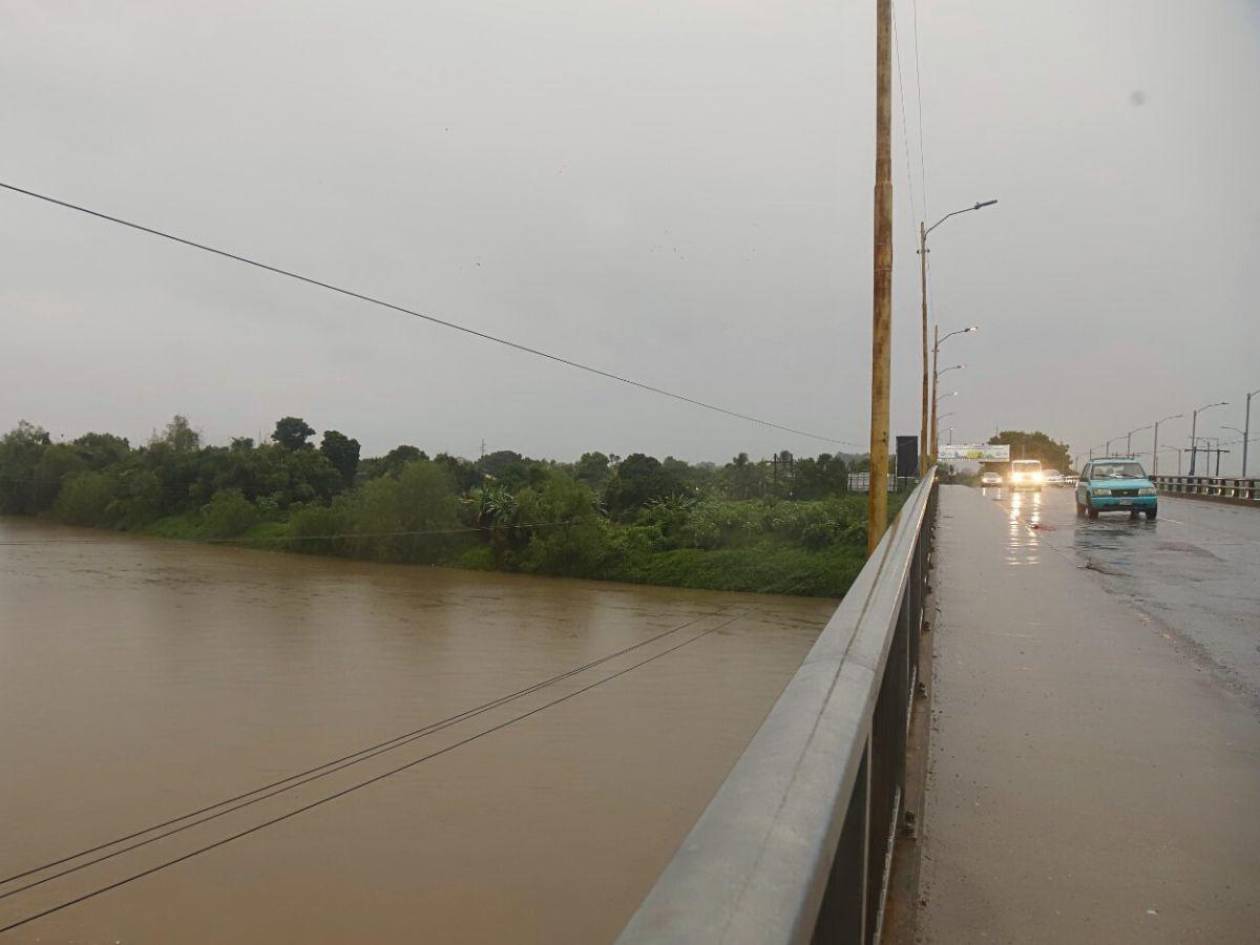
[[1153, 475, 1259, 502], [615, 470, 937, 945]]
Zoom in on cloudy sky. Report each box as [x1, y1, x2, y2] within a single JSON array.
[[2, 0, 1257, 469]]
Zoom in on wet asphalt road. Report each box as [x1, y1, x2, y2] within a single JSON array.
[[978, 485, 1260, 706]]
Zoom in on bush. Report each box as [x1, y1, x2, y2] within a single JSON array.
[[201, 489, 259, 538], [54, 472, 118, 527]]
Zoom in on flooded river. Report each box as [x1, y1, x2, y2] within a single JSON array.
[[0, 518, 831, 944]]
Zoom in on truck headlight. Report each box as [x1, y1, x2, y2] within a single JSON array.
[[1138, 487, 1156, 496], [1092, 488, 1112, 496]]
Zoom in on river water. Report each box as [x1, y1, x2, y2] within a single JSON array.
[[0, 518, 831, 944]]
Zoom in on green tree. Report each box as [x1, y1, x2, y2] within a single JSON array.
[[320, 430, 361, 487], [604, 453, 683, 520], [794, 453, 848, 499], [989, 431, 1070, 472], [272, 416, 316, 451], [54, 471, 119, 526], [722, 452, 767, 500], [516, 473, 608, 576], [152, 415, 201, 452], [574, 451, 612, 490], [0, 421, 51, 514], [73, 432, 131, 469], [201, 489, 259, 538], [362, 444, 427, 480]]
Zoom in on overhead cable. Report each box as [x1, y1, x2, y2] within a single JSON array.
[[0, 181, 861, 448]]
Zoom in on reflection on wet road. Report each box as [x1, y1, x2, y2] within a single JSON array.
[[978, 485, 1260, 703]]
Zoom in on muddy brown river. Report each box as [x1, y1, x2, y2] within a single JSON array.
[[0, 518, 831, 944]]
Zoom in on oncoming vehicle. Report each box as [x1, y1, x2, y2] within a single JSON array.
[[1008, 459, 1043, 490], [980, 470, 1003, 487], [1042, 468, 1065, 486], [1075, 458, 1158, 520]]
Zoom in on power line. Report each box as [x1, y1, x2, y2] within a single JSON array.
[[0, 615, 732, 935], [910, 0, 929, 217], [0, 609, 726, 895], [0, 181, 861, 448], [891, 2, 919, 229]]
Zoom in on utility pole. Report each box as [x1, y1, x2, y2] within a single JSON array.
[[1189, 401, 1228, 476], [1152, 414, 1182, 477], [867, 0, 893, 556], [1244, 385, 1254, 476], [919, 223, 929, 475], [929, 324, 939, 466]]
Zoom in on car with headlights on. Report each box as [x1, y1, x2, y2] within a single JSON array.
[[1042, 468, 1065, 486], [1075, 458, 1158, 520], [1008, 459, 1043, 490], [980, 470, 1002, 487]]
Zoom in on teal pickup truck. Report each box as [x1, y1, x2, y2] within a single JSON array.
[[1075, 458, 1158, 520]]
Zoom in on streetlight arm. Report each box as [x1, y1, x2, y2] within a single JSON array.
[[938, 326, 978, 347], [924, 200, 999, 238]]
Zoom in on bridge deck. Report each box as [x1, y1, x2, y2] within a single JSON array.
[[920, 485, 1260, 943]]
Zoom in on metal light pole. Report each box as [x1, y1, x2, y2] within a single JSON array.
[[931, 326, 976, 464], [1189, 401, 1228, 475], [1244, 388, 1260, 478], [918, 204, 996, 475], [1125, 424, 1152, 457], [867, 0, 893, 556], [1106, 436, 1122, 456], [1151, 413, 1182, 477]]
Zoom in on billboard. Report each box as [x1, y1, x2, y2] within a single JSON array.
[[939, 443, 1010, 461]]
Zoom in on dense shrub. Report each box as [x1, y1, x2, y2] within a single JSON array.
[[201, 489, 259, 538]]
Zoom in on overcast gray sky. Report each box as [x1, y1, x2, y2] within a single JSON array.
[[2, 0, 1257, 469]]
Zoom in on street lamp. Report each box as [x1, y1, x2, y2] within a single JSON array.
[[1151, 413, 1183, 477], [922, 206, 997, 476], [930, 326, 977, 465], [1189, 401, 1228, 475], [1243, 388, 1260, 478], [1125, 424, 1152, 457], [1106, 436, 1123, 456], [919, 203, 996, 476]]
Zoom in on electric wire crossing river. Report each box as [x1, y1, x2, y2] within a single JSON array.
[[0, 523, 831, 944]]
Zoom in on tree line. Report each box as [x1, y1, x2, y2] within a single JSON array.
[[0, 416, 887, 597]]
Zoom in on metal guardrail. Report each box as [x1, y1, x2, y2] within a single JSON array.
[[616, 470, 937, 945], [1153, 475, 1259, 502]]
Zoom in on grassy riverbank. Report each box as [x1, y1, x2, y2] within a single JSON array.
[[1, 417, 904, 598]]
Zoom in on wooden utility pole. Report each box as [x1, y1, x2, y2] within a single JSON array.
[[868, 0, 893, 556], [930, 324, 939, 464], [919, 223, 929, 475]]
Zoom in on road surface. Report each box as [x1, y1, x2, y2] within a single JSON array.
[[921, 485, 1260, 944], [980, 484, 1260, 703]]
